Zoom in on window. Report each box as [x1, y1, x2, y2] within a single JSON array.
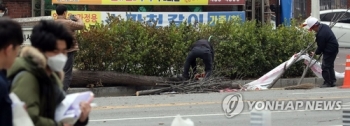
[[321, 13, 336, 21], [321, 14, 328, 20], [320, 12, 350, 22], [338, 12, 350, 23], [338, 18, 350, 23], [320, 0, 347, 10], [345, 12, 350, 18], [293, 0, 306, 18]]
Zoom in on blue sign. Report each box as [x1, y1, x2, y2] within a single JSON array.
[[281, 0, 293, 26]]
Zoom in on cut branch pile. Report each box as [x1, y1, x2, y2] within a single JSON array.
[[71, 70, 242, 96], [140, 77, 242, 96]]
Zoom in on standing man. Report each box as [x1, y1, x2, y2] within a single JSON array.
[[55, 5, 84, 91], [307, 17, 339, 87], [0, 17, 24, 126], [182, 39, 214, 80]]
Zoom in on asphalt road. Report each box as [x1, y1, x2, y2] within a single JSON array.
[[334, 48, 349, 73], [87, 87, 350, 126]]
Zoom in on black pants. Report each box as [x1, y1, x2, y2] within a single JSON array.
[[321, 52, 338, 85], [182, 46, 213, 79], [63, 52, 75, 91]]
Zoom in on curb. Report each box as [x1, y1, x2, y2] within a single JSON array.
[[66, 86, 136, 97], [238, 77, 344, 88], [67, 77, 344, 97]]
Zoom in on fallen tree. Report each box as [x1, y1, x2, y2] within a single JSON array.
[[70, 70, 242, 96], [70, 70, 183, 87]]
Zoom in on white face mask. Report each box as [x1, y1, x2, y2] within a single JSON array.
[[47, 53, 68, 72], [0, 13, 4, 17]]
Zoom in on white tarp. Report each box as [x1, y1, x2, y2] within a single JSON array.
[[171, 114, 194, 126], [242, 53, 344, 90], [9, 93, 34, 126]]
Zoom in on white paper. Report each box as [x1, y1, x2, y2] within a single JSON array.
[[55, 91, 94, 125], [9, 93, 34, 126]]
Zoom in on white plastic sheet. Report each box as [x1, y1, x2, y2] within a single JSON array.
[[9, 93, 34, 126], [171, 114, 194, 126], [55, 91, 94, 125], [242, 53, 344, 91], [302, 54, 344, 79]]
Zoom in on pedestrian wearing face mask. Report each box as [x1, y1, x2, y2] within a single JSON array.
[[7, 20, 92, 126], [0, 5, 6, 17], [54, 5, 84, 92]]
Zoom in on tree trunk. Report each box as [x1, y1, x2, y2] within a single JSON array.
[[71, 71, 171, 87], [136, 87, 171, 96]]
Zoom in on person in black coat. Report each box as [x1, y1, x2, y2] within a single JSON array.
[[182, 39, 214, 80], [307, 17, 339, 87], [0, 17, 24, 126]]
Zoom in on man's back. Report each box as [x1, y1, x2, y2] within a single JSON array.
[[55, 16, 84, 31], [191, 39, 211, 49], [315, 24, 339, 54], [55, 15, 84, 52], [0, 70, 13, 126]]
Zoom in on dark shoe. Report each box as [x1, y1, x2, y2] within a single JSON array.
[[320, 85, 329, 88], [320, 82, 328, 87], [320, 83, 335, 88]]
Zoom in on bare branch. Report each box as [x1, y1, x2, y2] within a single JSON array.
[[329, 8, 350, 28], [135, 68, 242, 96]]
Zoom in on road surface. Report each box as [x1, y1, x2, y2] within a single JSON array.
[[87, 87, 350, 126], [334, 48, 349, 72]]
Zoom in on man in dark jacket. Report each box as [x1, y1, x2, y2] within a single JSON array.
[[182, 39, 214, 80], [0, 17, 24, 126], [307, 17, 339, 87]]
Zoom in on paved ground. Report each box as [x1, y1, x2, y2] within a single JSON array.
[[87, 87, 350, 126], [334, 48, 349, 73]]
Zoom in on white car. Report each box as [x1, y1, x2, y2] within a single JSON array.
[[302, 9, 350, 48]]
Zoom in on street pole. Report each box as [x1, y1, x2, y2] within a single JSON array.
[[275, 0, 281, 26], [311, 0, 320, 20], [32, 0, 35, 17], [40, 0, 45, 16]]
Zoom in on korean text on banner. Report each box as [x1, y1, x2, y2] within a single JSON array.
[[101, 11, 245, 27], [52, 0, 102, 5], [207, 12, 245, 25], [208, 0, 245, 5], [51, 11, 102, 28], [102, 0, 207, 5], [103, 12, 207, 27]]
